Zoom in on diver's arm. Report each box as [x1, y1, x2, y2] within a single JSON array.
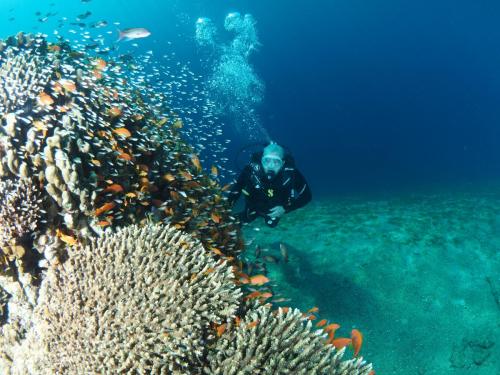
[[285, 170, 312, 212], [227, 166, 251, 205]]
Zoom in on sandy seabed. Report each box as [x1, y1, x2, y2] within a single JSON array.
[[242, 188, 500, 375]]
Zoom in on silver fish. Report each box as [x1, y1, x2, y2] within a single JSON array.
[[280, 243, 288, 263], [117, 28, 151, 42], [263, 255, 279, 264], [255, 244, 261, 258]]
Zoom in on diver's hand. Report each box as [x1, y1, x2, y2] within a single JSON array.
[[268, 205, 285, 219]]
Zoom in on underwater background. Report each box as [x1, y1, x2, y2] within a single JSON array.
[[1, 0, 499, 374]]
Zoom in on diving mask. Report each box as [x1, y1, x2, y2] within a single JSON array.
[[262, 155, 284, 179]]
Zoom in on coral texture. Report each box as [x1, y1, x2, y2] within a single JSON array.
[[0, 286, 8, 324], [0, 178, 42, 251], [13, 224, 241, 374], [206, 304, 373, 375]]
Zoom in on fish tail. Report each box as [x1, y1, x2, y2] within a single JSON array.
[[116, 29, 125, 42]]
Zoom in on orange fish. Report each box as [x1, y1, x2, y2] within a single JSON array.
[[216, 323, 226, 337], [351, 329, 363, 356], [238, 273, 250, 284], [103, 184, 124, 194], [246, 320, 259, 329], [38, 92, 54, 106], [48, 44, 61, 52], [307, 306, 319, 313], [56, 229, 78, 246], [331, 338, 352, 350], [180, 170, 193, 181], [244, 291, 262, 301], [92, 69, 103, 79], [211, 212, 221, 224], [94, 58, 107, 70], [113, 127, 132, 138], [52, 81, 63, 94], [95, 202, 116, 217], [316, 319, 328, 328], [203, 267, 215, 275], [163, 173, 175, 182], [249, 274, 269, 286], [32, 121, 47, 132], [325, 323, 340, 341], [324, 323, 340, 333], [97, 220, 111, 228], [211, 247, 223, 256], [108, 107, 122, 117], [60, 79, 76, 92], [191, 154, 202, 171], [117, 151, 133, 161], [210, 165, 218, 177], [234, 316, 241, 326], [260, 292, 273, 300]]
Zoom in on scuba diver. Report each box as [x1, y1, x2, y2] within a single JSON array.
[[228, 142, 312, 227]]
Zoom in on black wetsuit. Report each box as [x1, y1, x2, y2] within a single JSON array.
[[228, 154, 312, 227]]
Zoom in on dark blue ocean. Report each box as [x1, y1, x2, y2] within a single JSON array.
[[4, 0, 500, 196], [1, 1, 499, 374]]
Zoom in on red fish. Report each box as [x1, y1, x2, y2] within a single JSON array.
[[331, 338, 352, 350], [351, 329, 363, 356], [249, 274, 269, 285]]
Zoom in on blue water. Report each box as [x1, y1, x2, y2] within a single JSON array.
[[2, 1, 500, 373], [3, 0, 500, 196]]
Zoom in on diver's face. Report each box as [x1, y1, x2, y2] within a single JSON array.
[[262, 155, 283, 179]]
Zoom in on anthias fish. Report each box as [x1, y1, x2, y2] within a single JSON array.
[[117, 28, 151, 42]]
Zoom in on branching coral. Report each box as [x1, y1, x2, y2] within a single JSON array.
[[0, 178, 43, 251], [14, 224, 241, 374], [206, 304, 373, 374]]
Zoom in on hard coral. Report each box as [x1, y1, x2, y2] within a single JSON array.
[[15, 224, 241, 374], [206, 304, 373, 375], [0, 31, 240, 283]]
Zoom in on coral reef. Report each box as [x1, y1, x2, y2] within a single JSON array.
[[0, 32, 373, 374], [206, 304, 372, 374], [0, 30, 240, 373], [0, 32, 241, 276], [1, 224, 372, 374], [7, 224, 241, 374]]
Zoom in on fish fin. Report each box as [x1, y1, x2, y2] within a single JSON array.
[[116, 29, 127, 42]]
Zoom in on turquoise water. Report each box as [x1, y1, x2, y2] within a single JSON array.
[[243, 186, 500, 374], [1, 1, 500, 373]]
